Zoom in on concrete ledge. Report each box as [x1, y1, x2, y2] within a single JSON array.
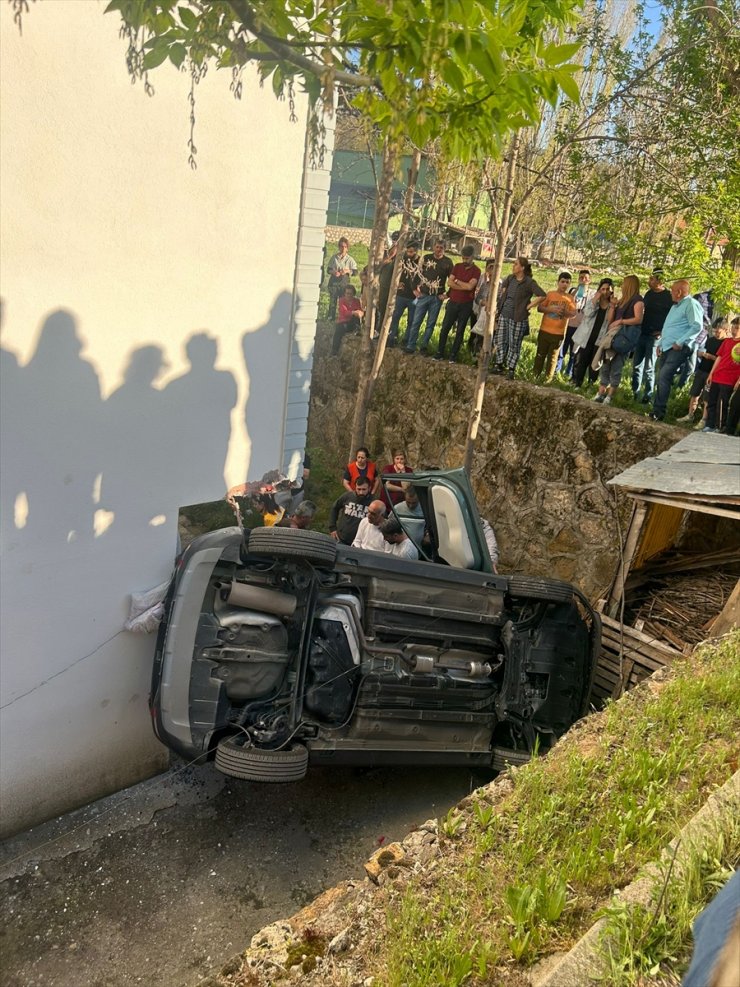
[[532, 769, 740, 987]]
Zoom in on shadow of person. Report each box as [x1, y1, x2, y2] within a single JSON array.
[[100, 345, 173, 535], [16, 308, 102, 551], [241, 291, 293, 478], [163, 332, 237, 493]]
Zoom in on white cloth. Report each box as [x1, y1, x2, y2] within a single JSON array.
[[352, 517, 386, 552], [480, 517, 499, 570], [384, 537, 419, 561], [572, 297, 612, 351]]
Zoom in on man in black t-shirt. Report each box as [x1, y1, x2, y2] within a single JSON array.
[[328, 479, 373, 545], [632, 268, 674, 403], [407, 240, 454, 353]]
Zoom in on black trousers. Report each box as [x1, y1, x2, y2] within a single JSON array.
[[437, 300, 474, 361]]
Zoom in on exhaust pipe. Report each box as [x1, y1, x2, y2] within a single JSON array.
[[218, 581, 297, 618]]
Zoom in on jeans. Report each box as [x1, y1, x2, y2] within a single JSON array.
[[555, 324, 578, 376], [631, 334, 658, 399], [388, 295, 416, 345], [409, 294, 443, 350], [653, 345, 690, 419], [437, 300, 474, 360], [677, 345, 698, 388]]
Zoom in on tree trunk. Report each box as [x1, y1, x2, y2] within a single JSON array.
[[349, 145, 421, 455], [463, 134, 520, 474]]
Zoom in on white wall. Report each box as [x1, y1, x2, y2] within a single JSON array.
[[0, 1, 328, 836]]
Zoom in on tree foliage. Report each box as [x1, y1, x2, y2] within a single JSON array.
[[104, 0, 584, 163]]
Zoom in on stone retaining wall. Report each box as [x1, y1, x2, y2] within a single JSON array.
[[307, 336, 682, 599], [324, 224, 373, 247]]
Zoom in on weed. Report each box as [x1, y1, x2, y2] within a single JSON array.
[[441, 807, 464, 838], [601, 815, 740, 985]]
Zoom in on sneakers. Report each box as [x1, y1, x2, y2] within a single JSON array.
[[505, 369, 515, 380], [593, 392, 606, 403], [676, 413, 694, 422], [648, 413, 663, 421], [602, 395, 612, 405], [702, 426, 717, 433], [694, 419, 707, 430], [492, 364, 505, 375]]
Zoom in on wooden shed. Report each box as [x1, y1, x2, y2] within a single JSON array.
[[591, 432, 739, 702]]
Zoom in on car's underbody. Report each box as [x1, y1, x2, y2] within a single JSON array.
[[152, 525, 599, 780]]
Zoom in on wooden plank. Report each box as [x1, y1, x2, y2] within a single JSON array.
[[599, 631, 677, 669], [633, 503, 684, 570], [659, 432, 740, 465], [600, 614, 684, 652], [711, 580, 740, 637], [600, 632, 678, 666], [607, 501, 649, 618], [608, 459, 740, 497], [631, 495, 740, 520]]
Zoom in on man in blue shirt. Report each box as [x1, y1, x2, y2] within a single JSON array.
[[650, 280, 704, 421]]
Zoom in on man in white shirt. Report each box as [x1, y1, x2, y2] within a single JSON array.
[[351, 500, 387, 552], [380, 517, 419, 561]]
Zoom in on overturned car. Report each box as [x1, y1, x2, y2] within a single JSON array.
[[151, 469, 600, 780]]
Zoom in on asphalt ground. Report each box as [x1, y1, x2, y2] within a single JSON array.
[[0, 759, 482, 987]]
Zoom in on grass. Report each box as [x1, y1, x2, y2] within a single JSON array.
[[601, 815, 740, 985], [377, 632, 740, 987]]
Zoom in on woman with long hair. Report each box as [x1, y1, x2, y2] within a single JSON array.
[[492, 256, 546, 378], [593, 275, 644, 405], [571, 278, 614, 388]]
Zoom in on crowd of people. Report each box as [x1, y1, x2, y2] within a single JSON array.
[[325, 236, 740, 435]]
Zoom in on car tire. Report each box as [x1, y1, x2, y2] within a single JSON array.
[[491, 746, 535, 772], [247, 527, 337, 566], [507, 575, 573, 604], [214, 735, 309, 782]]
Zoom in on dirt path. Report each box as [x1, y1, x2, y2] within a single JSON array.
[[0, 760, 479, 987]]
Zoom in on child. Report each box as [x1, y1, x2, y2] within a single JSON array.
[[704, 336, 740, 432], [332, 285, 364, 355], [533, 271, 577, 382]]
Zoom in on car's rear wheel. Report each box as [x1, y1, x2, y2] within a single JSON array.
[[491, 745, 536, 772], [507, 575, 573, 604], [247, 527, 337, 566], [214, 735, 309, 782]]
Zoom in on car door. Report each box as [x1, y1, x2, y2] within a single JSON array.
[[386, 468, 493, 573]]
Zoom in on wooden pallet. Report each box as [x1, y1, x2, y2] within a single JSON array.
[[591, 612, 685, 703]]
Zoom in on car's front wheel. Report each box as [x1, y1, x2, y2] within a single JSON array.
[[214, 735, 309, 782], [247, 526, 337, 566]]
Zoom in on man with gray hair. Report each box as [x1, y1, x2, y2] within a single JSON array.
[[351, 499, 387, 552], [650, 279, 704, 422]]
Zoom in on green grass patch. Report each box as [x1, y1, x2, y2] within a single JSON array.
[[601, 814, 739, 985], [381, 632, 740, 987]]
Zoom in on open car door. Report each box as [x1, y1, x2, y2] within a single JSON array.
[[384, 467, 493, 573]]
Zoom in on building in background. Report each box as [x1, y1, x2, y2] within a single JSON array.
[[0, 0, 331, 836]]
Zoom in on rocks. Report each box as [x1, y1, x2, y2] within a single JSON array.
[[363, 842, 405, 883]]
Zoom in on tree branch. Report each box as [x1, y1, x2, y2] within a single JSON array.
[[227, 0, 379, 90]]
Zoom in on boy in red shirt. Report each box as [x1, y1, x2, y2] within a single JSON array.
[[704, 338, 740, 433], [332, 285, 364, 355], [533, 272, 577, 382]]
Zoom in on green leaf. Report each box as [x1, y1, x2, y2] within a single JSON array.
[[169, 43, 187, 68], [178, 6, 197, 30], [142, 46, 170, 70]]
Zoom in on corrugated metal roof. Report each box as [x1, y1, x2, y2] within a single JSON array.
[[608, 432, 740, 504]]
